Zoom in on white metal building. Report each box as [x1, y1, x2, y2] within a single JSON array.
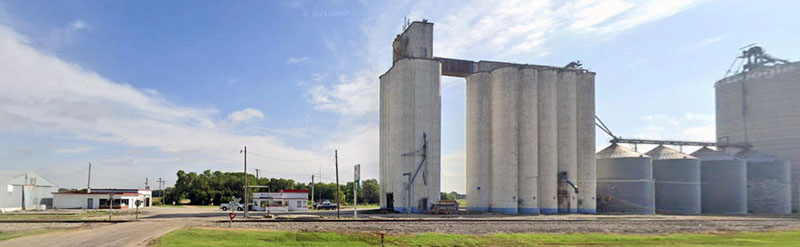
[[53, 188, 152, 209], [251, 189, 308, 212], [0, 171, 59, 212]]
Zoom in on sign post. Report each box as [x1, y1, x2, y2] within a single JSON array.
[[108, 193, 114, 221], [135, 199, 142, 220], [228, 212, 237, 228], [354, 164, 360, 218]]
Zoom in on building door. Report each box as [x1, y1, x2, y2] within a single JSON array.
[[87, 198, 93, 209], [386, 193, 394, 210], [419, 198, 428, 213], [22, 186, 33, 209]]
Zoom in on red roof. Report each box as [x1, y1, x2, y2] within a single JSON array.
[[278, 189, 308, 193]]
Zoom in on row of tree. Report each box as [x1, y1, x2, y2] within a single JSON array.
[[158, 170, 380, 205]]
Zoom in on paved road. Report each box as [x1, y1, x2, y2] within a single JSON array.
[[0, 207, 220, 247]]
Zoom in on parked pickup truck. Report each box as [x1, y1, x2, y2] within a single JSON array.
[[220, 202, 245, 211], [314, 200, 338, 210]]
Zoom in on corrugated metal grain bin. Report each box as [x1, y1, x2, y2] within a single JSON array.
[[596, 144, 655, 214], [737, 149, 792, 214], [691, 147, 748, 214], [647, 145, 701, 215]]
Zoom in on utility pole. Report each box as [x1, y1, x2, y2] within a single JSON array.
[[156, 178, 165, 205], [241, 146, 249, 218], [354, 164, 360, 218], [335, 150, 340, 218], [254, 169, 260, 192], [87, 162, 92, 193], [311, 175, 315, 207]]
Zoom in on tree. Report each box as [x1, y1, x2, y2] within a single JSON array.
[[165, 169, 350, 205], [361, 179, 380, 204]]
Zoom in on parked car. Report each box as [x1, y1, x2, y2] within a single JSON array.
[[220, 202, 244, 211], [314, 200, 338, 210]]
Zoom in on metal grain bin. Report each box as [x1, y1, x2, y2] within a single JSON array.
[[596, 144, 655, 214], [646, 145, 701, 215], [691, 147, 747, 214], [737, 149, 792, 214]]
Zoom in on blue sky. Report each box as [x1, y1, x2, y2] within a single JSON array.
[[0, 0, 798, 193]]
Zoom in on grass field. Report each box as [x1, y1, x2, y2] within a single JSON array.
[[154, 228, 800, 247]]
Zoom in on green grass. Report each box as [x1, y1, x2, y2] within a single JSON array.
[[154, 228, 800, 247]]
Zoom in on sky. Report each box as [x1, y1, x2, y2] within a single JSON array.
[[1, 0, 799, 193]]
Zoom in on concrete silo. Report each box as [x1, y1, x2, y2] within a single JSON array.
[[537, 69, 559, 214], [490, 67, 520, 214], [576, 72, 596, 214], [596, 143, 655, 214], [466, 72, 492, 212], [691, 147, 747, 214], [716, 53, 800, 212], [737, 149, 792, 214], [646, 145, 701, 215], [518, 68, 539, 214], [379, 21, 441, 213], [556, 71, 578, 214], [380, 20, 597, 214]]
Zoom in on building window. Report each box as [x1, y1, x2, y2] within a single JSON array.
[[297, 201, 303, 207]]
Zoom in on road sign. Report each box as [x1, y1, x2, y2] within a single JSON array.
[[229, 213, 237, 220], [354, 164, 361, 191]]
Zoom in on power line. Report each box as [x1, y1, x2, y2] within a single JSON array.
[[247, 151, 332, 162]]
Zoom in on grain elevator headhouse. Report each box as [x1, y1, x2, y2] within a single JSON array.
[[379, 20, 597, 214]]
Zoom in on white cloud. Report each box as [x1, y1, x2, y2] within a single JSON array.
[[286, 56, 309, 64], [54, 146, 95, 154], [69, 20, 87, 30], [441, 151, 466, 193], [632, 112, 715, 141], [227, 108, 265, 124], [319, 124, 379, 182], [693, 36, 724, 49], [625, 59, 648, 69], [304, 0, 706, 116], [306, 71, 379, 115], [0, 25, 324, 178]]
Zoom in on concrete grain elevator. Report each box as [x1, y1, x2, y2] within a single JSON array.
[[379, 21, 596, 214]]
